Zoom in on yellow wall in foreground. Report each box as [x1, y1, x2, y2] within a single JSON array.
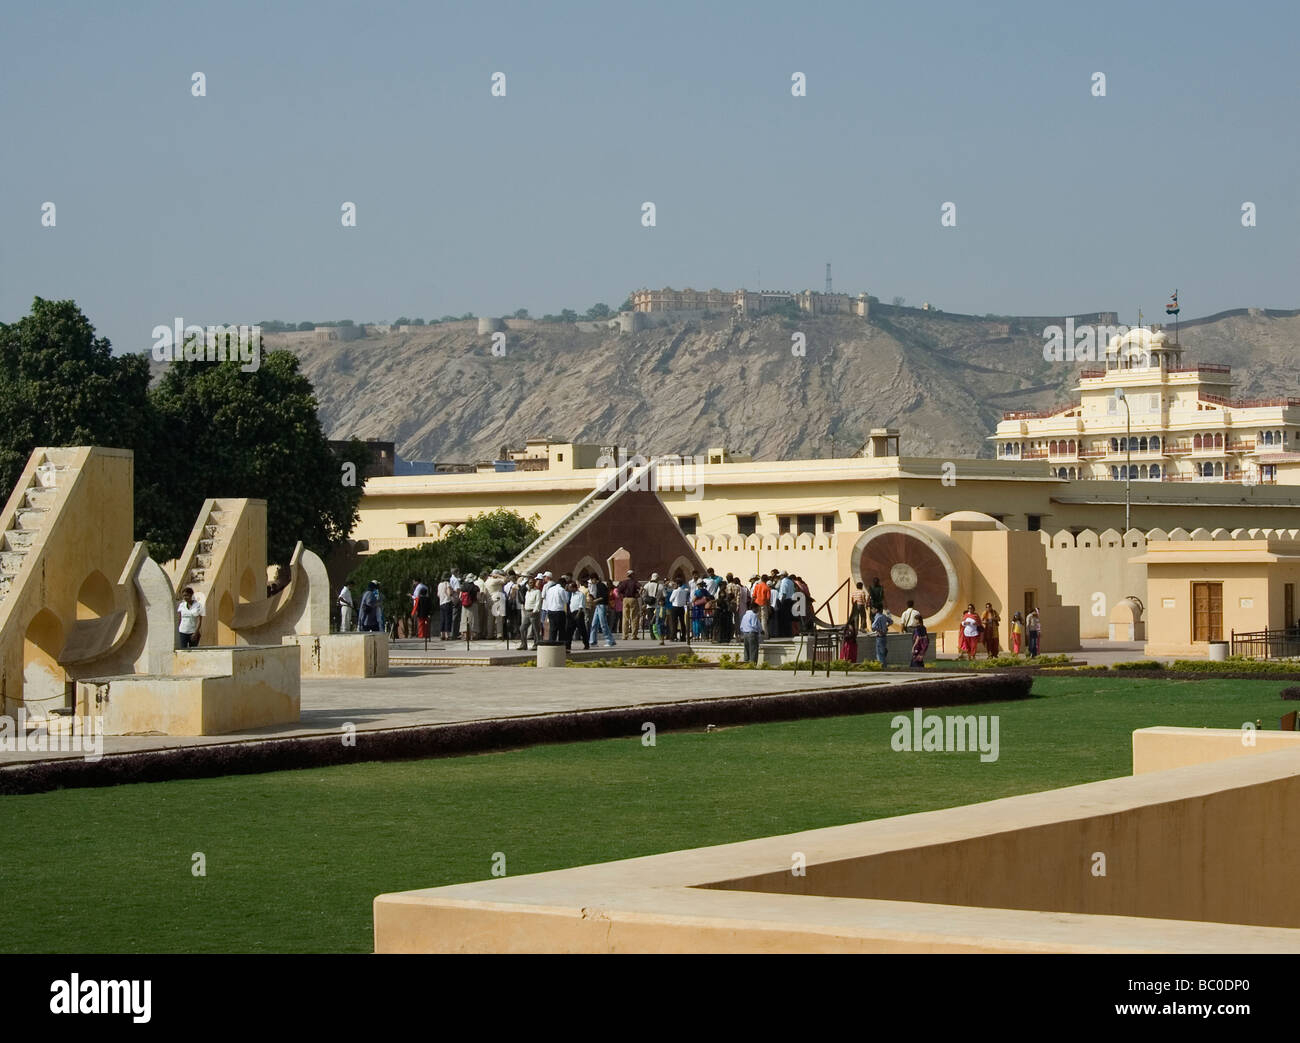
[[374, 740, 1300, 952], [1133, 726, 1300, 773]]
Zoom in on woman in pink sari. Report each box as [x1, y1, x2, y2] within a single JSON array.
[[910, 616, 929, 669]]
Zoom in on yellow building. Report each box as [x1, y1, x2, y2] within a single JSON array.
[[1136, 534, 1300, 657], [355, 428, 1300, 562], [993, 326, 1300, 485]]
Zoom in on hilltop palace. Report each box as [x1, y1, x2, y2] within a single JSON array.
[[350, 323, 1300, 658]]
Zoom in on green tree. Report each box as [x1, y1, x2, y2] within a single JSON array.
[[146, 350, 363, 562], [297, 321, 315, 331], [0, 297, 154, 495], [347, 509, 540, 596], [513, 308, 530, 319], [393, 316, 411, 326], [584, 302, 611, 319], [559, 309, 578, 323]]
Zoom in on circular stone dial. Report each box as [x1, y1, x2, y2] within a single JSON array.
[[857, 530, 953, 618]]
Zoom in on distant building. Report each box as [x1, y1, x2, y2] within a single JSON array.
[[993, 327, 1300, 485], [313, 325, 365, 343], [329, 439, 395, 478], [632, 286, 870, 319]]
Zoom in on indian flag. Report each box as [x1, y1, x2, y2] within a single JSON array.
[[1166, 290, 1179, 315]]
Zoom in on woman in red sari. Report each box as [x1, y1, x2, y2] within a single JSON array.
[[959, 605, 982, 661], [839, 622, 858, 663]]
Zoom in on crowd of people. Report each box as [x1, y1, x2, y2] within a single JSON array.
[[329, 568, 1045, 666]]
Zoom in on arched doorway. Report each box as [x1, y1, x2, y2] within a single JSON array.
[[76, 570, 115, 619], [23, 609, 66, 714]]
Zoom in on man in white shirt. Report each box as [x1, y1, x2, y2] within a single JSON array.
[[899, 599, 921, 635], [177, 587, 204, 648], [522, 579, 542, 649], [669, 581, 691, 642], [542, 573, 567, 643], [337, 583, 354, 633], [567, 582, 589, 651], [437, 575, 453, 639]]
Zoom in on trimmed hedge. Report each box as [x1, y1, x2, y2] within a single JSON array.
[[0, 673, 1032, 796]]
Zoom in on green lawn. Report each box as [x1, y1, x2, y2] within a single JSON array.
[[0, 677, 1286, 953]]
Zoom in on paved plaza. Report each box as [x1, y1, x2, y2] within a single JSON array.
[[0, 659, 949, 766]]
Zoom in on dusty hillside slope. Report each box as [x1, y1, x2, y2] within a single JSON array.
[[269, 306, 1300, 463]]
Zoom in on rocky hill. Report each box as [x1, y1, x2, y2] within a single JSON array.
[[268, 306, 1300, 463]]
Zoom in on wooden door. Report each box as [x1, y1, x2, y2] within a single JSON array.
[[1192, 582, 1222, 642]]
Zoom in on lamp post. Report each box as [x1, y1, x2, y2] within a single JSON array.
[[1115, 387, 1131, 532]]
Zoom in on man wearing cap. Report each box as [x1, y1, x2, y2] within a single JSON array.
[[617, 569, 641, 640], [448, 568, 462, 638], [521, 577, 542, 649], [359, 580, 383, 633], [541, 571, 567, 643], [669, 578, 691, 641]]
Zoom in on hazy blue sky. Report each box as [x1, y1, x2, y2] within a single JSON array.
[[3, 0, 1296, 351]]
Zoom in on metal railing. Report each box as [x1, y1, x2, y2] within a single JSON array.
[[1231, 628, 1300, 660]]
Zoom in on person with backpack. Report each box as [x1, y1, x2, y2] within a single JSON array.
[[411, 579, 431, 639], [458, 574, 480, 641], [640, 572, 661, 641], [1026, 607, 1042, 657], [359, 580, 383, 633]]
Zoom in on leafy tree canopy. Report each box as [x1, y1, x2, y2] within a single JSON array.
[[0, 298, 363, 565], [345, 509, 540, 598]]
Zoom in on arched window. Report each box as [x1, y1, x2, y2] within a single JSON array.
[[1150, 464, 1160, 479], [1264, 431, 1274, 446], [1214, 461, 1223, 476], [1193, 433, 1203, 450], [1139, 437, 1148, 452], [1150, 435, 1160, 451], [1140, 465, 1148, 479], [1214, 432, 1223, 449], [1068, 439, 1076, 453], [1070, 467, 1077, 479], [1057, 467, 1067, 479], [1111, 437, 1119, 452], [1111, 466, 1119, 480]]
